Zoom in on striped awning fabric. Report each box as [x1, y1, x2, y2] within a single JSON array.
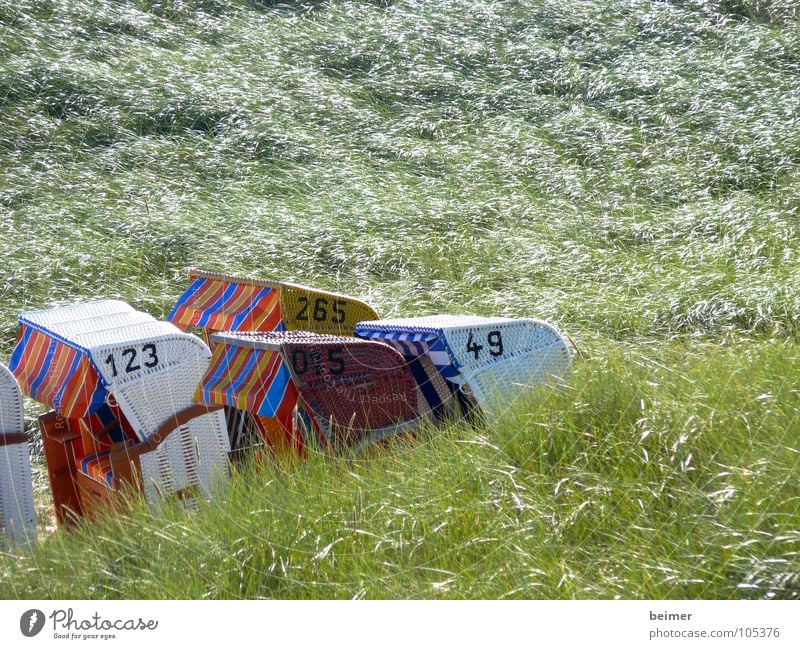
[[168, 274, 282, 333], [10, 323, 105, 418], [197, 339, 298, 420], [354, 325, 461, 382], [355, 320, 478, 421], [8, 302, 148, 422]]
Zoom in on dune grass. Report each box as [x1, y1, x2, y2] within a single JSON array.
[[1, 0, 799, 598], [3, 341, 799, 599]]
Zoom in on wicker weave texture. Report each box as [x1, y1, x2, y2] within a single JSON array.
[[214, 330, 358, 348], [282, 335, 417, 448], [465, 346, 571, 421], [19, 299, 136, 329], [280, 283, 378, 335], [0, 364, 24, 436], [90, 331, 206, 395], [91, 338, 212, 438], [441, 318, 571, 375], [358, 314, 515, 332], [25, 311, 157, 342], [442, 319, 570, 418], [0, 363, 36, 545], [71, 321, 181, 354], [86, 322, 230, 508], [139, 410, 229, 507]]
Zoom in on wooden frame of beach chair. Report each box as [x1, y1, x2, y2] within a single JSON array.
[[9, 300, 229, 524], [356, 315, 572, 424], [37, 403, 221, 521], [199, 331, 419, 456], [168, 269, 380, 452], [0, 363, 36, 546]]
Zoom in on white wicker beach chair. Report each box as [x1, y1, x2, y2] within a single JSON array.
[[9, 300, 230, 522], [0, 363, 36, 546], [88, 324, 231, 508], [356, 315, 572, 423]]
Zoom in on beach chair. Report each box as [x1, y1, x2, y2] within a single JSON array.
[[168, 269, 380, 451], [199, 331, 419, 455], [355, 315, 572, 423], [9, 300, 230, 524], [0, 363, 36, 546], [198, 330, 302, 458], [168, 269, 379, 337]]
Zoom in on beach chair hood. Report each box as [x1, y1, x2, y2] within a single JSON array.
[[168, 269, 378, 336]]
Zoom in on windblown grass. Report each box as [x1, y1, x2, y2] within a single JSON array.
[[3, 340, 798, 599], [0, 0, 798, 598]]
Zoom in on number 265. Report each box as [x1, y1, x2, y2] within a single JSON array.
[[296, 297, 347, 324]]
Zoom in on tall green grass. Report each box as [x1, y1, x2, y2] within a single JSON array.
[[1, 0, 798, 598], [3, 341, 798, 598]]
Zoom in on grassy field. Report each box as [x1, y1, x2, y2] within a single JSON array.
[[1, 0, 799, 598]]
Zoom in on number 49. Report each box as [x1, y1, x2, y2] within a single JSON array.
[[465, 330, 504, 360]]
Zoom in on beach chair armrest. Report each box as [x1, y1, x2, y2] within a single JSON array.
[[108, 403, 224, 458], [0, 433, 28, 447], [142, 403, 224, 452], [103, 403, 224, 486], [44, 425, 81, 445]]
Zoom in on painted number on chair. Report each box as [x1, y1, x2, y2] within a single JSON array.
[[291, 347, 345, 377], [104, 344, 159, 378], [295, 297, 347, 324], [465, 330, 504, 360]]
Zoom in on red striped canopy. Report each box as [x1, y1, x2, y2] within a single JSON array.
[[197, 339, 298, 421], [9, 325, 106, 419], [168, 274, 282, 333]]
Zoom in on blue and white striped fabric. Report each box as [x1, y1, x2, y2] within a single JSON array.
[[355, 328, 462, 382], [355, 323, 474, 422]]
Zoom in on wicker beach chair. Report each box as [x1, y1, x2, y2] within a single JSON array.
[[168, 269, 380, 451], [199, 331, 419, 455], [355, 315, 571, 423], [168, 269, 378, 337], [9, 300, 230, 523], [0, 363, 36, 546], [198, 330, 302, 457]]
